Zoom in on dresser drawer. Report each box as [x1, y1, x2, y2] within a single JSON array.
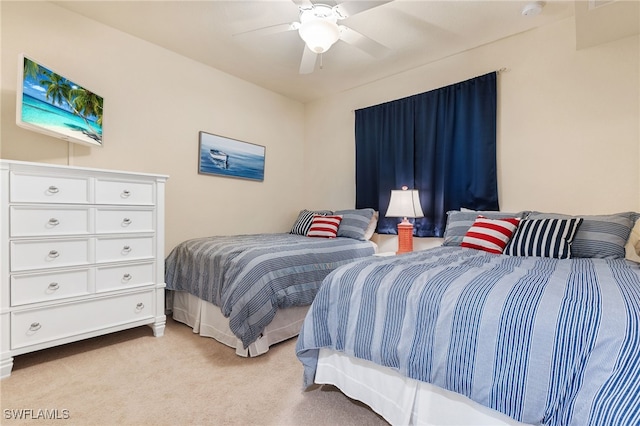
[[95, 236, 154, 263], [95, 180, 154, 205], [10, 206, 91, 237], [10, 172, 89, 204], [10, 239, 91, 272], [96, 209, 154, 234], [11, 269, 91, 306], [10, 291, 154, 349], [96, 262, 154, 292]]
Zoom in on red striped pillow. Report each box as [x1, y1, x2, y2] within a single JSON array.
[[461, 216, 520, 254], [307, 215, 343, 238]]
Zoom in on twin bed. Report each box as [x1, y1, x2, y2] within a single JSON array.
[[164, 209, 378, 356], [296, 210, 640, 426]]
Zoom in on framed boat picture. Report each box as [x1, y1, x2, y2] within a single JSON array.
[[198, 131, 265, 181]]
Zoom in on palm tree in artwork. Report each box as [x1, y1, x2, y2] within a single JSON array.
[[42, 71, 73, 110], [25, 57, 103, 142], [23, 58, 41, 80], [70, 87, 103, 128]]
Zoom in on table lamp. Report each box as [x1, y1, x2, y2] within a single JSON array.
[[385, 186, 424, 254]]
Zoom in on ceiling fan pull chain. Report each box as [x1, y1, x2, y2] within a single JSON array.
[[320, 52, 324, 69]]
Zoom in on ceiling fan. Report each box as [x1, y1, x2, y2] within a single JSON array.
[[234, 0, 392, 74]]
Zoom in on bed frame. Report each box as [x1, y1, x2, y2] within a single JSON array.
[[315, 349, 531, 426], [169, 290, 309, 356]]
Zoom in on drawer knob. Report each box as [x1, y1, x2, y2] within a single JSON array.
[[47, 185, 60, 194], [136, 302, 145, 311], [29, 322, 42, 332], [122, 218, 132, 226], [48, 218, 60, 226], [48, 250, 60, 259], [122, 190, 131, 198], [122, 273, 132, 281], [47, 282, 60, 291], [122, 245, 132, 254]]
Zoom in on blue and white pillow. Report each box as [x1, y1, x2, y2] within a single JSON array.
[[335, 208, 375, 241], [504, 217, 583, 259], [527, 212, 635, 259], [290, 209, 333, 236]]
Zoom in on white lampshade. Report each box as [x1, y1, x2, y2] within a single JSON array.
[[385, 187, 424, 219], [298, 11, 340, 53]]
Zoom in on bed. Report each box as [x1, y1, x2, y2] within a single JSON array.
[[165, 208, 378, 356], [296, 210, 640, 425]]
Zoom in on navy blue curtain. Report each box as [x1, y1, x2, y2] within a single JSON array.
[[355, 72, 498, 237]]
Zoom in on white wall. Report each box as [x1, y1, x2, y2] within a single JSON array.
[[303, 17, 640, 252], [1, 1, 306, 253], [2, 4, 639, 255]]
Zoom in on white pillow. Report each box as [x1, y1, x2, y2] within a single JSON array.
[[363, 211, 379, 240], [625, 219, 640, 263]]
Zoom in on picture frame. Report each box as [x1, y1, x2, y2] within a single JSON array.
[[17, 54, 104, 147], [198, 131, 265, 181]]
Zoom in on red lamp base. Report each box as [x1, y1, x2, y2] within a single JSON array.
[[396, 219, 414, 254]]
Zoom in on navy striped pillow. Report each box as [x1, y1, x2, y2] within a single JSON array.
[[504, 218, 583, 259], [528, 212, 634, 259], [290, 209, 333, 236]]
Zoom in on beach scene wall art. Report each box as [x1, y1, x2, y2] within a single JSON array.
[[17, 55, 103, 147], [198, 131, 265, 181]]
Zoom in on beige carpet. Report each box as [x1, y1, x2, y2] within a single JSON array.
[[0, 317, 388, 425]]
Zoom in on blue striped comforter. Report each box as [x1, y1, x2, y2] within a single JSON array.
[[165, 233, 376, 348], [296, 246, 640, 426]]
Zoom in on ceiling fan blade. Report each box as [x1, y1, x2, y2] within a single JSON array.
[[334, 1, 393, 18], [291, 0, 314, 10], [299, 46, 318, 74], [233, 22, 297, 38], [339, 26, 389, 58]]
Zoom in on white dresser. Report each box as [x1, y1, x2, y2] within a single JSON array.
[[0, 160, 168, 378]]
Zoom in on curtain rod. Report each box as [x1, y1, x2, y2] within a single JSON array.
[[351, 68, 508, 113]]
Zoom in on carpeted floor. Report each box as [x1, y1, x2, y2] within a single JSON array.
[[0, 317, 388, 425]]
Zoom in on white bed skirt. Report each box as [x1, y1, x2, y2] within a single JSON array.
[[170, 290, 309, 357], [316, 348, 531, 426]]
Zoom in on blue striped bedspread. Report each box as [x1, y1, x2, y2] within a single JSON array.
[[296, 246, 640, 426], [164, 233, 376, 348]]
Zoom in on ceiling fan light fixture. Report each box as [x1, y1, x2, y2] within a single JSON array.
[[299, 19, 340, 53], [298, 5, 340, 54]]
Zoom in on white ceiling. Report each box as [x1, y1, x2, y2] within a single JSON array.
[[51, 1, 635, 103]]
